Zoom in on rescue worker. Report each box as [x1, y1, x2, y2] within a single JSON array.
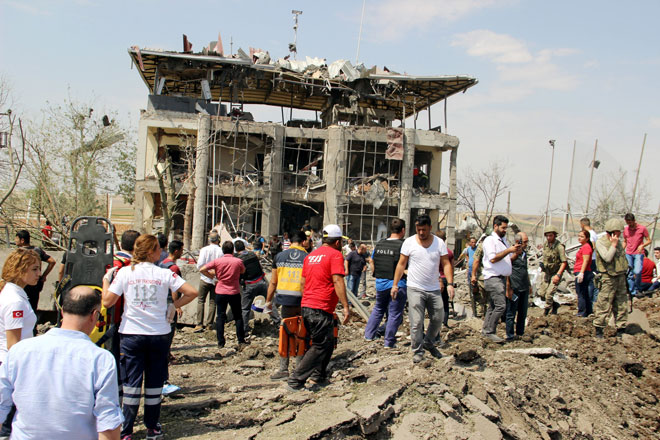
[[470, 240, 488, 318], [265, 231, 309, 380], [287, 225, 351, 390], [593, 218, 629, 337], [538, 225, 567, 315]]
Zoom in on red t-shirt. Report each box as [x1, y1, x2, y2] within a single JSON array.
[[206, 254, 244, 295], [160, 258, 181, 276], [574, 243, 593, 273], [301, 245, 345, 314], [624, 224, 649, 255], [641, 257, 656, 283]]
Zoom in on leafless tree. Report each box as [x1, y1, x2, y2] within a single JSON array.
[[589, 168, 651, 229], [457, 162, 510, 233], [0, 78, 27, 210]]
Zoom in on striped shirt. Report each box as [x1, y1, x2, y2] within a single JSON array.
[[274, 245, 307, 306]]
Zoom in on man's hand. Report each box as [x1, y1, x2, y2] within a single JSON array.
[[610, 233, 620, 245], [342, 308, 351, 325], [471, 274, 477, 285], [176, 307, 183, 318], [508, 243, 522, 254], [552, 274, 560, 285], [391, 286, 398, 300], [447, 284, 455, 300], [506, 287, 513, 300], [576, 273, 584, 283], [637, 244, 645, 253]]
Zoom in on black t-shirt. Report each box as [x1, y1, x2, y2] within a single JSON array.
[[345, 251, 366, 277]]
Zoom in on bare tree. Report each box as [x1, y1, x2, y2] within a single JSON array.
[[589, 168, 651, 229], [0, 78, 27, 209], [457, 162, 510, 233]]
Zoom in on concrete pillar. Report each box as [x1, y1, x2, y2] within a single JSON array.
[[261, 126, 284, 236], [399, 129, 415, 235], [191, 115, 211, 250], [323, 126, 346, 227], [446, 148, 458, 250]]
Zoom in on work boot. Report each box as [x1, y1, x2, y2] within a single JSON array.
[[484, 333, 504, 343], [543, 308, 550, 316], [422, 342, 443, 359], [270, 370, 289, 381], [146, 423, 164, 440], [595, 327, 604, 339], [551, 302, 560, 315], [412, 353, 424, 363], [192, 325, 204, 333]]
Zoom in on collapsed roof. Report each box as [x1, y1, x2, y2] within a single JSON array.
[[128, 46, 478, 120]]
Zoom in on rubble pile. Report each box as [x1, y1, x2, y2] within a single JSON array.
[[131, 290, 660, 439]]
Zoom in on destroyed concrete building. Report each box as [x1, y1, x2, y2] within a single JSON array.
[[128, 44, 477, 250]]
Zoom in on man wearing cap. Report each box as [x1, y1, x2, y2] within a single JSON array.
[[593, 218, 629, 337], [194, 232, 223, 332], [538, 225, 567, 315], [287, 225, 351, 391], [391, 214, 454, 363]]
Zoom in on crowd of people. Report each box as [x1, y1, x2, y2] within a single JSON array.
[[0, 211, 656, 438]]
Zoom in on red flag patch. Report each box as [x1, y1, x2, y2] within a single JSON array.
[[12, 311, 23, 318]]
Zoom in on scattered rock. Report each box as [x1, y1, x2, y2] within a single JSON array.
[[393, 412, 445, 440], [240, 360, 266, 369], [462, 394, 499, 422], [469, 413, 502, 440], [621, 360, 645, 377], [454, 347, 480, 363]]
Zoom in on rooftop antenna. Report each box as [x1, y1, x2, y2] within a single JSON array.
[[356, 0, 366, 64], [289, 10, 302, 59]]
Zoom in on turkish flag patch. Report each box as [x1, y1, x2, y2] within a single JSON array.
[[12, 311, 23, 318]]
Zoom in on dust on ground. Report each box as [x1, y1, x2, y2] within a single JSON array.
[[124, 280, 660, 440]]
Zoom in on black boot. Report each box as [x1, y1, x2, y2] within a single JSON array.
[[551, 301, 559, 315], [595, 327, 604, 339], [543, 308, 550, 316]]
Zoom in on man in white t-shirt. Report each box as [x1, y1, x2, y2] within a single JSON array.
[[392, 214, 454, 363], [195, 232, 224, 332], [481, 215, 520, 342]]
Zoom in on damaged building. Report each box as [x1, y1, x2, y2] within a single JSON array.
[[128, 43, 477, 250]]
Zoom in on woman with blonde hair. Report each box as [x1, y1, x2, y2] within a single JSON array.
[[103, 234, 197, 440], [0, 247, 41, 437]]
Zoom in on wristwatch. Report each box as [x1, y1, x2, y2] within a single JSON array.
[[447, 283, 455, 287]]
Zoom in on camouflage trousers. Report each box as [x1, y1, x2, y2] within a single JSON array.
[[593, 274, 628, 329], [537, 273, 559, 309], [471, 279, 488, 318]]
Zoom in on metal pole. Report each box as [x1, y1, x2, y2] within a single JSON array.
[[506, 191, 511, 218], [355, 0, 366, 64], [630, 133, 647, 212], [651, 200, 660, 256], [544, 141, 556, 227], [563, 140, 576, 234], [586, 139, 598, 214]]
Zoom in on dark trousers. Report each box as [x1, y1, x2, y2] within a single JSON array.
[[639, 281, 660, 292], [575, 271, 594, 316], [215, 293, 245, 347], [288, 307, 335, 388], [505, 290, 529, 338], [241, 279, 268, 334], [441, 278, 450, 326], [364, 287, 407, 347], [120, 333, 169, 436]]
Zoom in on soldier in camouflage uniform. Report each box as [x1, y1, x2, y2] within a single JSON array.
[[470, 241, 488, 318], [593, 218, 629, 337], [537, 225, 567, 315]]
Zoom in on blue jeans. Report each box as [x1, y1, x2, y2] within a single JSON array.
[[574, 271, 594, 316], [626, 253, 644, 295], [505, 290, 529, 339], [346, 274, 361, 296], [364, 287, 407, 347]]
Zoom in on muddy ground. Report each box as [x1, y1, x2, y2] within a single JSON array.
[[122, 275, 660, 440]]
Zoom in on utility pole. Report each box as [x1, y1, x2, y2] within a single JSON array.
[[506, 191, 511, 218], [651, 199, 660, 258], [586, 139, 598, 214], [562, 140, 576, 234], [630, 133, 647, 212], [544, 140, 556, 227], [290, 10, 303, 60]]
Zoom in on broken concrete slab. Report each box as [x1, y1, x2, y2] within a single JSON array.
[[496, 347, 564, 359], [469, 413, 502, 440], [393, 412, 445, 440], [444, 416, 471, 440], [462, 395, 499, 422], [255, 397, 356, 440]]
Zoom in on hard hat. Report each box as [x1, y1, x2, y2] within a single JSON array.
[[604, 218, 624, 232], [543, 225, 558, 235]]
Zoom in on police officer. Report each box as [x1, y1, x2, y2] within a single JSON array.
[[538, 225, 567, 315], [593, 218, 629, 337]]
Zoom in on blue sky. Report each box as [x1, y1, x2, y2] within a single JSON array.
[[1, 0, 659, 218]]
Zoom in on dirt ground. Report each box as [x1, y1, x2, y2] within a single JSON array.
[[121, 274, 660, 440]]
